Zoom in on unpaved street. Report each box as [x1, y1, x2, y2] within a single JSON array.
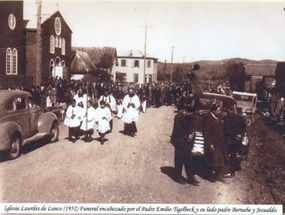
[[0, 106, 282, 207]]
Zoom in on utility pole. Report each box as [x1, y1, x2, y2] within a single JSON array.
[[170, 46, 175, 82], [36, 0, 42, 86], [142, 24, 152, 84]]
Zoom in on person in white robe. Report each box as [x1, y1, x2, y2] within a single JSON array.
[[116, 99, 123, 119], [64, 99, 83, 142], [95, 100, 112, 144], [98, 90, 117, 132], [80, 100, 96, 142], [74, 88, 87, 108], [122, 88, 140, 137]]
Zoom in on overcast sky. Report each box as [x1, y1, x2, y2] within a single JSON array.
[[24, 0, 285, 63]]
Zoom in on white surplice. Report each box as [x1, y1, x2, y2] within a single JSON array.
[[95, 107, 112, 133], [80, 106, 96, 131], [122, 94, 140, 124]]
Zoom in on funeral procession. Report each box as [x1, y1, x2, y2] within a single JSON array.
[[0, 0, 285, 214]]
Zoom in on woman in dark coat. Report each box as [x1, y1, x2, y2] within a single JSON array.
[[203, 103, 226, 182]]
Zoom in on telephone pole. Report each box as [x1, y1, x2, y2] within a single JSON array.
[[170, 46, 175, 82], [142, 24, 152, 84], [36, 0, 42, 86]]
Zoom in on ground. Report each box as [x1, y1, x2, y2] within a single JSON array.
[[0, 106, 284, 213]]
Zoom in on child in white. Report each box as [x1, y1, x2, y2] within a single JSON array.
[[80, 100, 96, 142], [95, 100, 112, 144]]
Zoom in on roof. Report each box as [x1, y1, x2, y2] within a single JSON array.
[[73, 47, 117, 69], [26, 11, 72, 33], [244, 63, 276, 76], [117, 49, 158, 60], [70, 50, 97, 74]]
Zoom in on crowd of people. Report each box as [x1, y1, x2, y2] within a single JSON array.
[[5, 76, 250, 185], [7, 77, 196, 144]]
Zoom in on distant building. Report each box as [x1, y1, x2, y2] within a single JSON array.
[[25, 11, 72, 85], [0, 0, 27, 88], [113, 50, 158, 84], [244, 63, 276, 92], [73, 47, 117, 81], [70, 50, 97, 80]]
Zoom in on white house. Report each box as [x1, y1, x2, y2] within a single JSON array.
[[113, 50, 158, 84]]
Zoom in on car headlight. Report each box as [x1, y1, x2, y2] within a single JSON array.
[[241, 133, 249, 146]]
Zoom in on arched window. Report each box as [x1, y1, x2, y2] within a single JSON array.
[[12, 48, 18, 74], [61, 60, 65, 67], [58, 36, 62, 48], [55, 56, 61, 66], [6, 48, 12, 75], [55, 36, 59, 48], [50, 35, 55, 53], [61, 38, 65, 55]]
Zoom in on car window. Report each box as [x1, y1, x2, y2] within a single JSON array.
[[194, 96, 235, 111], [15, 97, 26, 110], [5, 99, 15, 111], [27, 97, 35, 109]]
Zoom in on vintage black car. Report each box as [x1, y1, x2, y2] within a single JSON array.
[[190, 92, 249, 161], [0, 90, 59, 160]]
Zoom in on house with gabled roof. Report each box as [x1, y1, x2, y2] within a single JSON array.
[[70, 50, 97, 80], [73, 47, 118, 80]]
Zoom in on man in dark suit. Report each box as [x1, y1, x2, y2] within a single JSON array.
[[170, 105, 200, 186], [203, 103, 226, 182], [223, 106, 247, 177]]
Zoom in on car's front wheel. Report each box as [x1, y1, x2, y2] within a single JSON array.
[[8, 134, 22, 160], [49, 122, 59, 143]]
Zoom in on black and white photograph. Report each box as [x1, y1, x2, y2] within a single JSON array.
[[0, 0, 284, 214]]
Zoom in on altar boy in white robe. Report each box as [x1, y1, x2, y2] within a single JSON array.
[[64, 99, 82, 142], [122, 88, 140, 137], [95, 100, 112, 144], [80, 100, 96, 142], [98, 90, 117, 132]]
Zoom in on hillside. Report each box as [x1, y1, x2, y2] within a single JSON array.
[[157, 58, 277, 82]]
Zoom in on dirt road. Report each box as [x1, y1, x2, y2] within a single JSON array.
[[0, 106, 282, 207]]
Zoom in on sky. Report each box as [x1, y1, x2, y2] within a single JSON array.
[[24, 0, 285, 63]]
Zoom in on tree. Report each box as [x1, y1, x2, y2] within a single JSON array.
[[173, 65, 184, 82], [226, 61, 246, 91]]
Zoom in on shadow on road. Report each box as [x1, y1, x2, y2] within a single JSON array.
[[21, 137, 51, 155], [192, 156, 211, 180], [160, 166, 187, 184], [0, 138, 52, 162], [160, 157, 211, 184]]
